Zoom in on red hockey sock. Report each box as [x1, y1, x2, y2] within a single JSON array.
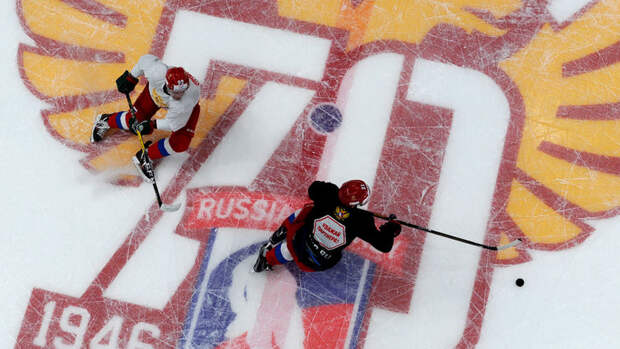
[[107, 111, 130, 130], [265, 248, 282, 267]]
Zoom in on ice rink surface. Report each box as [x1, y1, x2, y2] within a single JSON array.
[[2, 0, 620, 348]]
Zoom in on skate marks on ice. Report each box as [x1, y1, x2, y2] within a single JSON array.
[[11, 0, 620, 348]]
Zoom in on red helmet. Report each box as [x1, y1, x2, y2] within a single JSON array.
[[338, 180, 370, 206], [166, 67, 189, 93]]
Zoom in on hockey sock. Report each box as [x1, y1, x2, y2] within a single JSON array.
[[107, 111, 131, 130], [147, 138, 178, 160], [266, 242, 293, 266]]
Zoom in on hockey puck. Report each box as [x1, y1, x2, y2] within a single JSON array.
[[308, 103, 342, 133], [515, 278, 524, 287]]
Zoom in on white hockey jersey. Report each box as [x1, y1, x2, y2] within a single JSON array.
[[130, 54, 200, 132]]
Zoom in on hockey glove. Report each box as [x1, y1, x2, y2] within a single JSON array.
[[116, 70, 138, 94], [129, 119, 156, 135], [379, 220, 401, 237]]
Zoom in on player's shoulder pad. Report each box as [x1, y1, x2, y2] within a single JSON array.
[[308, 181, 339, 202], [133, 54, 167, 79], [184, 82, 200, 103], [138, 54, 160, 65]]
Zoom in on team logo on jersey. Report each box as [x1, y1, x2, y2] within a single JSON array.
[[150, 88, 167, 108], [15, 0, 620, 348], [333, 205, 350, 221]]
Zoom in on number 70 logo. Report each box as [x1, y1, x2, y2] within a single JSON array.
[[163, 10, 517, 348], [23, 1, 616, 347]]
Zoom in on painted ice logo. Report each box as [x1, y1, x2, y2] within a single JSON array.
[[178, 230, 375, 349], [313, 215, 347, 250], [182, 188, 308, 233], [15, 0, 620, 348]]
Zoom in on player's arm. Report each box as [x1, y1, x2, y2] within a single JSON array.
[[154, 109, 184, 132], [116, 54, 159, 94], [130, 54, 159, 78], [356, 211, 400, 253], [156, 87, 199, 131]]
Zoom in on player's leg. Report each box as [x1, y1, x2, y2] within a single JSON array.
[[145, 103, 199, 160], [91, 84, 158, 143], [132, 97, 199, 182]]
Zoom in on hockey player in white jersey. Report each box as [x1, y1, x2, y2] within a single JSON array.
[[90, 54, 200, 183]]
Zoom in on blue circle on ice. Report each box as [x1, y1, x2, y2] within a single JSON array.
[[309, 104, 342, 133]]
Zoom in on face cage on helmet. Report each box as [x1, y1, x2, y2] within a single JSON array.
[[167, 82, 188, 93], [347, 195, 369, 207]]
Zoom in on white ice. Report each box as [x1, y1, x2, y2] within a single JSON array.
[[2, 1, 619, 348]]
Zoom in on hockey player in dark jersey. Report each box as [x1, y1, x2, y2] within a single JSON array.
[[253, 180, 401, 272]]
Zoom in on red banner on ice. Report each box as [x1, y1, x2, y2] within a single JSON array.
[[179, 187, 308, 235]]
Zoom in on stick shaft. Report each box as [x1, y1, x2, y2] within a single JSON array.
[[124, 93, 164, 208], [362, 209, 519, 251]]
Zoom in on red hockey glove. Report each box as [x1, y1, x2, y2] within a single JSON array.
[[380, 220, 401, 237], [116, 70, 138, 94]]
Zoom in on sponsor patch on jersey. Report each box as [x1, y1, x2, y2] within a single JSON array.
[[333, 205, 350, 221], [313, 215, 347, 250]]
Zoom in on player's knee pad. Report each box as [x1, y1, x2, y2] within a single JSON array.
[[168, 132, 192, 153]]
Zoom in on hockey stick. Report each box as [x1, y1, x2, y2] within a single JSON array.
[[359, 209, 521, 251], [124, 93, 181, 212]]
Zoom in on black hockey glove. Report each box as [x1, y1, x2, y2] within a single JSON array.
[[380, 220, 401, 237], [129, 119, 156, 135], [116, 70, 138, 94]]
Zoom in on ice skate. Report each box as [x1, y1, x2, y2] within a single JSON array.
[[253, 242, 273, 272], [90, 113, 112, 143], [132, 142, 155, 183]]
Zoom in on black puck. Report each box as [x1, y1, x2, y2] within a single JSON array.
[[515, 278, 524, 287]]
